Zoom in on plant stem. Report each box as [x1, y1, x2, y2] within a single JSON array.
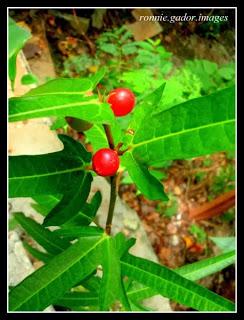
[[105, 174, 117, 235], [103, 124, 115, 149]]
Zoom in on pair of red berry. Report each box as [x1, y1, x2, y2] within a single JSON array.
[[92, 88, 135, 177]]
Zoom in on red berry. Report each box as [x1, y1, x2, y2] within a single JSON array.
[[92, 148, 120, 177], [107, 88, 135, 117]]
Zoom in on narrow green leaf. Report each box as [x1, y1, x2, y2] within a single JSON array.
[[31, 195, 61, 216], [126, 250, 236, 303], [43, 173, 93, 227], [9, 135, 90, 198], [9, 78, 114, 124], [99, 235, 131, 311], [80, 275, 101, 294], [121, 253, 235, 311], [85, 124, 109, 151], [121, 152, 168, 201], [63, 191, 102, 227], [8, 17, 31, 87], [54, 292, 99, 308], [85, 122, 122, 153], [129, 299, 154, 311], [51, 117, 67, 130], [8, 17, 31, 59], [14, 212, 70, 255], [127, 282, 156, 302], [123, 83, 166, 146], [9, 234, 107, 311], [53, 226, 104, 239], [23, 241, 53, 263], [127, 86, 235, 165], [8, 52, 18, 90], [176, 250, 235, 281], [89, 67, 107, 88]]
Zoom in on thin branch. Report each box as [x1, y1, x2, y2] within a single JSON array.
[[105, 174, 117, 235], [103, 124, 115, 149]]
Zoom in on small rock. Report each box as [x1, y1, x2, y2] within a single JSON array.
[[174, 186, 182, 195], [170, 235, 180, 246], [141, 204, 155, 215], [158, 247, 172, 263], [166, 223, 177, 235], [176, 213, 182, 220], [123, 218, 139, 231]]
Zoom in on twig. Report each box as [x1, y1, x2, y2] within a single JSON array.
[[72, 8, 96, 56], [105, 175, 117, 235], [189, 189, 235, 221], [103, 124, 115, 149]]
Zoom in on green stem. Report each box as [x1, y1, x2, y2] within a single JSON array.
[[103, 124, 115, 149], [105, 174, 117, 235]]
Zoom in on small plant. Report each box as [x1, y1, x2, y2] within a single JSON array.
[[8, 17, 236, 312], [189, 224, 207, 244], [209, 164, 235, 198]]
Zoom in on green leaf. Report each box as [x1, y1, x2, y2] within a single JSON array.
[[31, 195, 61, 216], [14, 212, 70, 255], [85, 124, 108, 151], [8, 17, 31, 87], [210, 237, 235, 253], [62, 191, 102, 227], [176, 250, 235, 281], [125, 250, 235, 303], [121, 43, 138, 55], [43, 173, 93, 227], [9, 52, 18, 90], [135, 41, 154, 51], [51, 117, 67, 130], [121, 152, 168, 201], [126, 86, 235, 165], [123, 83, 166, 146], [89, 67, 107, 88], [80, 275, 101, 294], [9, 234, 107, 311], [99, 235, 131, 311], [121, 253, 235, 311], [53, 226, 104, 239], [23, 241, 53, 263], [127, 281, 156, 302], [188, 224, 207, 244], [129, 299, 154, 311], [54, 292, 99, 308], [9, 135, 90, 198], [9, 17, 31, 58], [9, 78, 114, 125], [21, 73, 39, 85], [218, 63, 235, 81], [99, 43, 119, 56], [85, 122, 122, 153]]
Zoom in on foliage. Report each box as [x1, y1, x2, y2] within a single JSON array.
[[156, 193, 178, 218], [61, 26, 235, 111], [209, 163, 235, 198], [188, 224, 207, 244], [8, 17, 31, 89], [8, 20, 236, 312]]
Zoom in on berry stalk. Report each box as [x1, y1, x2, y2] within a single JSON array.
[[105, 174, 117, 235]]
